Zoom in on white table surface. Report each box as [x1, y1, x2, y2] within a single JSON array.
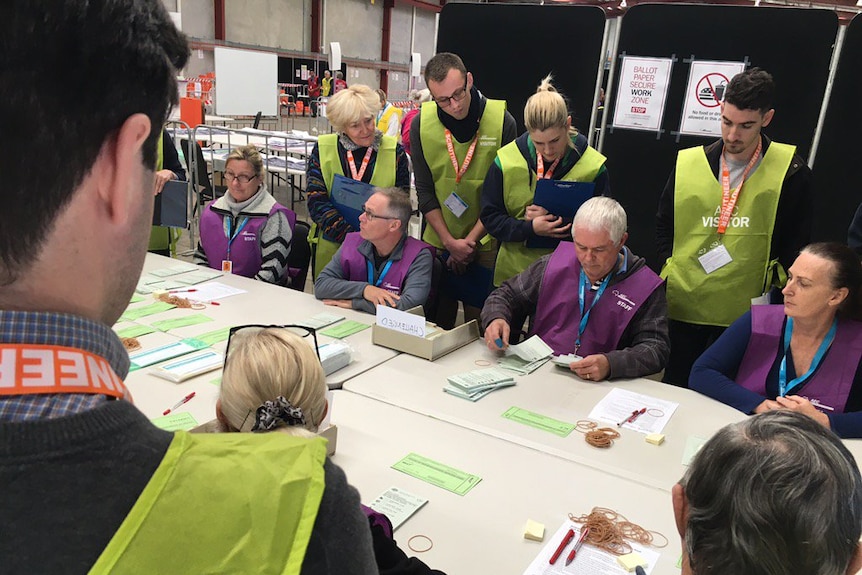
[[330, 390, 682, 575], [341, 340, 787, 490], [121, 255, 397, 417]]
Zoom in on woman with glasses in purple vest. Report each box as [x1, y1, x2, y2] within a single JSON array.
[[691, 242, 862, 438], [193, 145, 296, 285]]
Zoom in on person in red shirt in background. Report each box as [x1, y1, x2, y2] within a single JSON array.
[[308, 71, 321, 117]]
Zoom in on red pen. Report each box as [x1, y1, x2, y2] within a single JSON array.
[[168, 289, 197, 293], [566, 526, 590, 565], [208, 301, 221, 306], [618, 407, 647, 427], [549, 528, 574, 565], [163, 391, 196, 415]]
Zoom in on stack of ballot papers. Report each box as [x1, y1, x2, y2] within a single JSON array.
[[498, 335, 554, 375], [444, 367, 516, 401]]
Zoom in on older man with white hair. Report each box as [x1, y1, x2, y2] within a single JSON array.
[[481, 196, 669, 380]]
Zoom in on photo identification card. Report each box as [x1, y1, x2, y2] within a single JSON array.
[[443, 191, 468, 218]]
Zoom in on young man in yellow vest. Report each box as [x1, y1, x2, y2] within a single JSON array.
[[0, 3, 377, 574], [410, 52, 518, 328], [656, 68, 813, 387]]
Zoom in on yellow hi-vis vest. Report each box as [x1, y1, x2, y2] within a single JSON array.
[[418, 99, 506, 250], [661, 141, 795, 326], [377, 104, 404, 136], [310, 133, 397, 279], [493, 138, 606, 285], [88, 431, 327, 575]]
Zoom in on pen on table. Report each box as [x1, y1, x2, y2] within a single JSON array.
[[618, 407, 647, 427], [549, 528, 574, 565], [163, 391, 196, 415], [168, 288, 197, 294], [566, 526, 589, 565]]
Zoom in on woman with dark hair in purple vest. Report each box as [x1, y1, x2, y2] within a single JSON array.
[[691, 242, 862, 438]]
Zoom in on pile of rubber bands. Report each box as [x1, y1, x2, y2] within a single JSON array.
[[569, 507, 668, 555]]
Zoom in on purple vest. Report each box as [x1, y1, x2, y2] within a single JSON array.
[[200, 202, 296, 280], [737, 305, 862, 413], [339, 232, 433, 295], [531, 242, 663, 356]]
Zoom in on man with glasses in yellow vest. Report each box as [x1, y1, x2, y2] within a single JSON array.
[[409, 52, 517, 329], [0, 3, 377, 574], [657, 68, 813, 387]]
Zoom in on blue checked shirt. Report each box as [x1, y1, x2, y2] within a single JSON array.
[[0, 310, 130, 421]]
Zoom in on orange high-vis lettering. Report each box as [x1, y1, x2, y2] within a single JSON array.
[[0, 344, 127, 399]]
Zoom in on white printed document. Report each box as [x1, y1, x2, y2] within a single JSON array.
[[523, 520, 660, 575], [588, 387, 679, 434], [369, 487, 428, 530]]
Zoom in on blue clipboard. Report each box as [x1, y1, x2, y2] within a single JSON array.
[[525, 179, 595, 249], [331, 174, 375, 230]]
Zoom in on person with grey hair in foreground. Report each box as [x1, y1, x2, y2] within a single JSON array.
[[675, 410, 862, 575], [315, 187, 434, 313], [481, 197, 669, 380]]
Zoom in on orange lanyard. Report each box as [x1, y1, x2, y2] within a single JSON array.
[[0, 343, 128, 400], [444, 129, 479, 184], [346, 146, 374, 181], [536, 153, 561, 180], [718, 137, 762, 235]]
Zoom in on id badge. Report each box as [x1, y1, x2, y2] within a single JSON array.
[[443, 191, 468, 218], [698, 244, 732, 274], [751, 293, 770, 306], [221, 260, 233, 273]]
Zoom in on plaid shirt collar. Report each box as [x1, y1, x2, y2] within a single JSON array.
[[0, 310, 129, 421]]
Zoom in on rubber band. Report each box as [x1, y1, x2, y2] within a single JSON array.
[[575, 420, 598, 433], [407, 534, 434, 553], [121, 337, 141, 352], [568, 507, 668, 556], [474, 359, 491, 367], [646, 408, 664, 418], [190, 302, 207, 310]]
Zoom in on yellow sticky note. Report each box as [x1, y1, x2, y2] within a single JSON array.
[[523, 519, 545, 541], [645, 433, 666, 445], [617, 552, 647, 572]]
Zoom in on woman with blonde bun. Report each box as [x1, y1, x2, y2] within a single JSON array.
[[481, 74, 609, 286]]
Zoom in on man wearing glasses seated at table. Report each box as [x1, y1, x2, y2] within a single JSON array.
[[481, 197, 670, 381], [194, 144, 296, 285], [315, 188, 434, 313]]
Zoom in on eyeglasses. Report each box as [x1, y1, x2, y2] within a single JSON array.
[[224, 171, 258, 185], [433, 83, 468, 108], [225, 324, 320, 363], [361, 204, 397, 221]]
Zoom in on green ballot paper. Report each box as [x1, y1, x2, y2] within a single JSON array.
[[391, 453, 482, 496], [501, 407, 575, 437], [320, 320, 370, 338]]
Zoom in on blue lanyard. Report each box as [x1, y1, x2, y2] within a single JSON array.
[[575, 269, 611, 352], [225, 216, 249, 260], [367, 260, 393, 288], [778, 317, 838, 397]]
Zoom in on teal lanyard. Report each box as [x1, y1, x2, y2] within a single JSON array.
[[778, 317, 838, 397], [575, 269, 611, 352], [367, 260, 393, 287], [225, 216, 249, 261]]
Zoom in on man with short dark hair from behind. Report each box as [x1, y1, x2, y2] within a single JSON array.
[[657, 68, 813, 387], [0, 2, 377, 574], [675, 410, 862, 575]]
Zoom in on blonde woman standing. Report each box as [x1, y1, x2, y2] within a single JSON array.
[[481, 75, 609, 286]]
